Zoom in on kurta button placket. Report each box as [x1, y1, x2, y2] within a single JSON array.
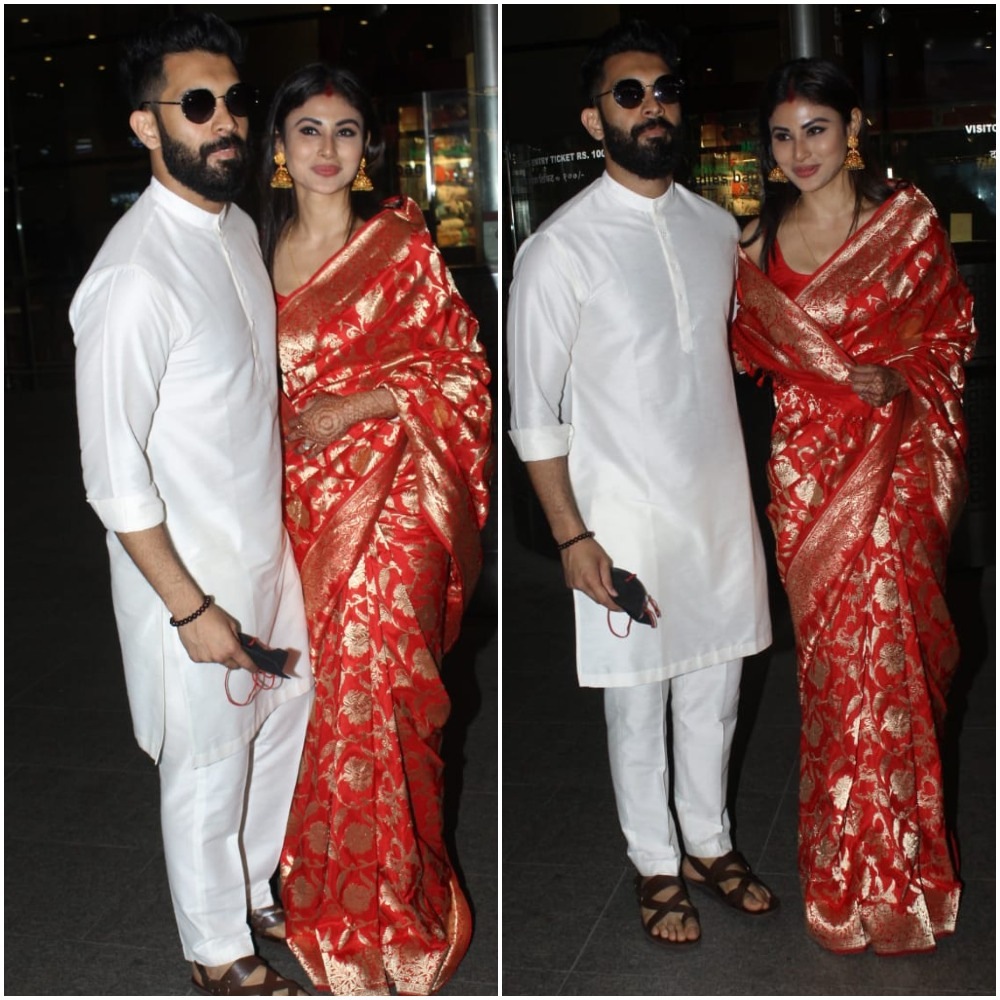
[[218, 216, 263, 381], [653, 196, 692, 353]]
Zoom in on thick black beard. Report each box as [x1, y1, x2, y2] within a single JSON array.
[[158, 124, 249, 204], [601, 114, 683, 181]]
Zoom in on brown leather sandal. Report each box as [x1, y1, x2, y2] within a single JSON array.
[[191, 956, 308, 996], [684, 850, 780, 915], [634, 874, 701, 946], [249, 903, 286, 942]]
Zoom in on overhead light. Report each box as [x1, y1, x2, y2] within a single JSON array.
[[426, 43, 434, 50], [44, 55, 53, 62], [20, 17, 29, 23], [88, 33, 97, 40], [98, 64, 106, 71], [360, 19, 369, 25]]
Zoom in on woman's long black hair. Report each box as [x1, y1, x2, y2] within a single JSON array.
[[744, 58, 894, 273], [258, 63, 385, 273]]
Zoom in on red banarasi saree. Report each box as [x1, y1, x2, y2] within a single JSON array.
[[277, 198, 492, 993], [733, 187, 975, 954]]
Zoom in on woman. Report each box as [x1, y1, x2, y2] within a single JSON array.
[[259, 64, 492, 994], [733, 59, 975, 955]]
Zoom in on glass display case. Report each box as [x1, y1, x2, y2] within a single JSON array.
[[504, 138, 607, 250], [397, 90, 479, 263], [689, 115, 761, 221]]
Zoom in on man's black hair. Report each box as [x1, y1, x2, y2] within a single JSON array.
[[120, 12, 244, 110], [580, 20, 680, 107]]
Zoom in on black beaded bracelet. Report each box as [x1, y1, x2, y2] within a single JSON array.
[[557, 530, 595, 551], [169, 595, 213, 628]]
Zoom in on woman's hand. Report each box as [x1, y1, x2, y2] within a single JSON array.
[[286, 388, 399, 457], [286, 394, 354, 456], [848, 364, 907, 407]]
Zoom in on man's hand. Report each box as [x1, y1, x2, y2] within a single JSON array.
[[561, 537, 621, 611], [848, 364, 907, 407], [176, 602, 257, 672], [115, 524, 258, 673]]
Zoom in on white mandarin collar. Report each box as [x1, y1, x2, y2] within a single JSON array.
[[149, 176, 230, 231], [599, 171, 675, 215]]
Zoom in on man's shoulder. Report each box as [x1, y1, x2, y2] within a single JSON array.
[[533, 176, 605, 237], [512, 178, 604, 277], [673, 183, 740, 236], [223, 200, 260, 240], [70, 185, 186, 325], [73, 189, 158, 292]]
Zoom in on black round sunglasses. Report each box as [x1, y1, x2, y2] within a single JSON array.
[[140, 82, 257, 124], [593, 75, 686, 110]]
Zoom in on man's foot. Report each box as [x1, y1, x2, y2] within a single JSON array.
[[634, 874, 701, 944], [191, 956, 308, 996], [682, 850, 779, 914], [250, 903, 287, 942]]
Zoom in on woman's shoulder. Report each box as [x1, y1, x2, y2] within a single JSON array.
[[739, 218, 764, 268], [376, 194, 425, 227], [367, 195, 435, 247], [861, 181, 941, 234]]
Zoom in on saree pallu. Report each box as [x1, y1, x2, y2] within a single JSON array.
[[277, 197, 492, 994], [732, 187, 975, 954]]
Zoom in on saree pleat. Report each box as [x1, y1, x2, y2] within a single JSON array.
[[277, 198, 490, 993], [733, 187, 975, 954]]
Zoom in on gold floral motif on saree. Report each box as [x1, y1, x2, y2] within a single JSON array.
[[278, 198, 490, 993], [733, 186, 975, 955]]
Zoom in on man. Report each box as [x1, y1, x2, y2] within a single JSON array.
[[70, 14, 312, 994], [507, 20, 775, 944]]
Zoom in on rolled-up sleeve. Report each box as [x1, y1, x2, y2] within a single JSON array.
[[506, 230, 581, 462], [71, 265, 173, 532]]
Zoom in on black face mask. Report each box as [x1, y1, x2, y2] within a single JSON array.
[[607, 567, 662, 637]]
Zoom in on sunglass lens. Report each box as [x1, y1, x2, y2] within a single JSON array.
[[612, 81, 645, 109], [225, 84, 255, 118], [180, 90, 217, 124], [653, 76, 684, 103], [179, 85, 255, 123]]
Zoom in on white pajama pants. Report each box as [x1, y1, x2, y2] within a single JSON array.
[[603, 658, 742, 877], [158, 683, 312, 965]]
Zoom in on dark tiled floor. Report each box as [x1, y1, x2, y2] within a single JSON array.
[[4, 389, 498, 996], [502, 524, 996, 996]]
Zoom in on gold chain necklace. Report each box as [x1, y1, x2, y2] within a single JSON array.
[[284, 214, 356, 287], [794, 199, 854, 271]]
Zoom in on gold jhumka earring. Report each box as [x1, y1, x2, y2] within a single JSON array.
[[352, 156, 374, 192], [270, 150, 293, 190], [767, 164, 789, 183], [844, 135, 865, 171]]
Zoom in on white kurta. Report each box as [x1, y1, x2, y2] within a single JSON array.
[[71, 178, 313, 766], [508, 173, 771, 687]]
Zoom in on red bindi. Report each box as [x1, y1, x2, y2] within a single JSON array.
[[323, 84, 335, 97]]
